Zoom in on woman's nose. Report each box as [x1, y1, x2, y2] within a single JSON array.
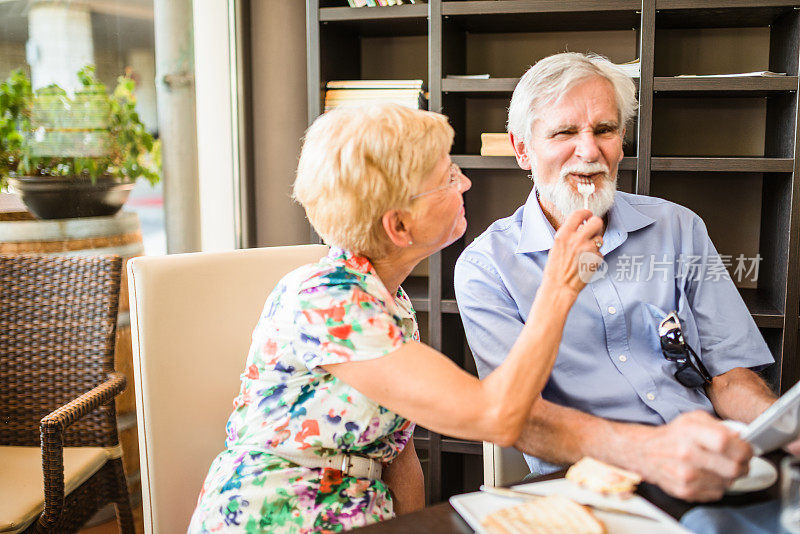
[[459, 173, 472, 193]]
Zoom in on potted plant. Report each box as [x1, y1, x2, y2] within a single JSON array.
[[0, 65, 160, 219]]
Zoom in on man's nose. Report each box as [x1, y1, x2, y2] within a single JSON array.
[[575, 132, 601, 162]]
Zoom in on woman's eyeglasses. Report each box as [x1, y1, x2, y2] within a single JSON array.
[[658, 311, 712, 388], [410, 163, 464, 200]]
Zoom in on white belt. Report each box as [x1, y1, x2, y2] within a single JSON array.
[[274, 450, 383, 479]]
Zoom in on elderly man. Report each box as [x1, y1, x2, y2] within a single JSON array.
[[454, 52, 790, 502]]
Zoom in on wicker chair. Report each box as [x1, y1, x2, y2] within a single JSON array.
[[0, 254, 134, 534]]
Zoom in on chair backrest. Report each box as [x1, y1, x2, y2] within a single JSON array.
[[127, 245, 328, 534], [0, 254, 122, 448], [483, 442, 532, 487]]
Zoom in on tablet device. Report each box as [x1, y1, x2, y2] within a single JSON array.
[[741, 379, 800, 455]]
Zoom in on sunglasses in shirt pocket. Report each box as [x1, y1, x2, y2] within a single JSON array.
[[642, 298, 703, 361]]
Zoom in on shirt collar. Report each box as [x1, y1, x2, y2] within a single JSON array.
[[516, 187, 656, 254]]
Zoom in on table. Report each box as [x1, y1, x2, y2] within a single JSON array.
[[359, 452, 784, 533]]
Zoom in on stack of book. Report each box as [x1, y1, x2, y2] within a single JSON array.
[[324, 80, 427, 112], [480, 133, 515, 157], [347, 0, 419, 6], [616, 59, 639, 78]]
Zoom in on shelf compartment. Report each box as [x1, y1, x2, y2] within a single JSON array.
[[740, 287, 784, 328], [443, 1, 640, 32], [416, 434, 483, 456], [444, 77, 639, 94], [404, 274, 460, 314], [654, 76, 798, 95], [441, 438, 483, 455], [443, 1, 641, 15], [320, 4, 427, 21], [409, 298, 459, 314], [650, 157, 794, 172], [452, 155, 638, 171], [654, 4, 796, 29], [442, 78, 520, 94], [318, 5, 428, 36]]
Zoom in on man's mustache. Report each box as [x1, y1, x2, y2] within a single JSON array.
[[559, 163, 610, 181]]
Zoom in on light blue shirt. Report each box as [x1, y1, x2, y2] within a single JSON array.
[[454, 188, 774, 474]]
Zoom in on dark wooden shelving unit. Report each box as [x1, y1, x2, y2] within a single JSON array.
[[307, 0, 800, 504], [453, 155, 639, 171], [654, 76, 799, 94], [650, 157, 795, 172]]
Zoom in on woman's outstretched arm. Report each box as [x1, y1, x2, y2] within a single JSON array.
[[324, 210, 603, 447]]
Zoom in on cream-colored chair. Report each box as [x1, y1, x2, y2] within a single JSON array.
[[127, 245, 328, 534], [483, 442, 531, 487]]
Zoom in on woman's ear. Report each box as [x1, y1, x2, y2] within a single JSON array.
[[510, 132, 532, 170], [382, 209, 413, 248]]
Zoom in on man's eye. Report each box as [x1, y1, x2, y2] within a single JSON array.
[[596, 127, 618, 135], [553, 131, 573, 138]]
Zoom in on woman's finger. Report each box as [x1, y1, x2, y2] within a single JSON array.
[[576, 215, 604, 241], [559, 209, 593, 233]]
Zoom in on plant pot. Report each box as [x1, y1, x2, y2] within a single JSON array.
[[8, 176, 135, 220]]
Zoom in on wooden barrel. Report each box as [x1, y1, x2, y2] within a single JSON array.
[[0, 210, 144, 505]]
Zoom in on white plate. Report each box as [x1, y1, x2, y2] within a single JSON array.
[[727, 456, 778, 494], [449, 478, 691, 534]]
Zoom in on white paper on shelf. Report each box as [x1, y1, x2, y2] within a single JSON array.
[[445, 74, 491, 79], [676, 71, 786, 78]]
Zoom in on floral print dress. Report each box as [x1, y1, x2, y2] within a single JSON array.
[[188, 248, 419, 534]]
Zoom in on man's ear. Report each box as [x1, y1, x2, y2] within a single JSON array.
[[381, 209, 413, 248], [619, 128, 626, 162], [510, 132, 532, 170]]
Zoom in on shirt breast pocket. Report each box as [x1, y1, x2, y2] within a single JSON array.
[[641, 293, 703, 359], [676, 290, 702, 358]]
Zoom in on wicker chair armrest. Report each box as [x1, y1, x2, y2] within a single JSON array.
[[36, 372, 127, 529], [40, 372, 127, 431]]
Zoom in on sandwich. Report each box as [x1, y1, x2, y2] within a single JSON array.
[[482, 494, 606, 534], [565, 457, 642, 497]]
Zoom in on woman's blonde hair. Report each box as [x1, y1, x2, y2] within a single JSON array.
[[293, 103, 454, 259]]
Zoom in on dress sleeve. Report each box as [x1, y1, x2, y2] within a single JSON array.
[[293, 277, 410, 374]]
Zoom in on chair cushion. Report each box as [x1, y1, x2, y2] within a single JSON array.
[[0, 446, 112, 533]]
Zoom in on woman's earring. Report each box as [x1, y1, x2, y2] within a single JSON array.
[[408, 240, 413, 246]]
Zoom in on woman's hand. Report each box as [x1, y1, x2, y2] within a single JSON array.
[[541, 209, 605, 296]]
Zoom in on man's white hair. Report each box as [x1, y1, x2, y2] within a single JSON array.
[[507, 52, 638, 146]]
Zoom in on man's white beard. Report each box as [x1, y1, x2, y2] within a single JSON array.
[[534, 161, 617, 219]]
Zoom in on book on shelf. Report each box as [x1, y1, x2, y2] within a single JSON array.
[[347, 0, 417, 6], [324, 80, 427, 113], [445, 74, 491, 80], [327, 79, 423, 89], [615, 59, 639, 78], [480, 133, 515, 157], [676, 71, 786, 78]]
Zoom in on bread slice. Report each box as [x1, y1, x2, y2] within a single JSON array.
[[482, 495, 606, 534], [565, 457, 642, 497]]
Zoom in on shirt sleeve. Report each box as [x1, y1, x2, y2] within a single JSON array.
[[454, 250, 525, 379], [680, 214, 774, 376], [293, 279, 409, 374]]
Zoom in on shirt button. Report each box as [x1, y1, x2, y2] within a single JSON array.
[[619, 355, 627, 362], [646, 393, 656, 401], [608, 306, 617, 314]]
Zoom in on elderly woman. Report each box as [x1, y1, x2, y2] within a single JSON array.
[[188, 104, 604, 533]]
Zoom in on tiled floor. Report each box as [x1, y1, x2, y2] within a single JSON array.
[[77, 503, 144, 534]]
